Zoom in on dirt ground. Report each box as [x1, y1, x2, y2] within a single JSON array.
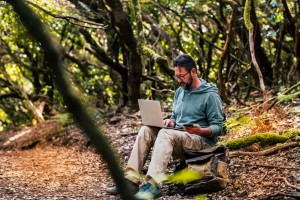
[[0, 114, 299, 200]]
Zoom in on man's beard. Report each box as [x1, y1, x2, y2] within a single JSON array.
[[180, 75, 193, 90]]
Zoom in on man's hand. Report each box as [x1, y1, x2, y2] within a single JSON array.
[[164, 119, 175, 128], [183, 124, 202, 134], [183, 124, 212, 137]]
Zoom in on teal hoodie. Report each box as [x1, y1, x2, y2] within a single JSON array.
[[170, 79, 223, 146]]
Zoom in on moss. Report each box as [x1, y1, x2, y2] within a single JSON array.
[[142, 46, 174, 77], [244, 0, 254, 31], [223, 131, 294, 150], [282, 128, 300, 139]]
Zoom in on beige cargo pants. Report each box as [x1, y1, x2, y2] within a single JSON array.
[[125, 126, 211, 184]]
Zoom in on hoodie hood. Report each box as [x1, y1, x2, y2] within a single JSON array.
[[177, 78, 219, 94], [186, 78, 219, 94], [195, 78, 219, 93]]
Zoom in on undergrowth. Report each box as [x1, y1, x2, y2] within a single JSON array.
[[222, 105, 300, 150]]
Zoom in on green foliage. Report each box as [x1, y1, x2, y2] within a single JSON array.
[[282, 129, 300, 141], [51, 113, 73, 125], [0, 108, 11, 131], [168, 168, 203, 185], [195, 194, 208, 200], [224, 115, 255, 131], [278, 92, 300, 102], [1, 0, 300, 129]]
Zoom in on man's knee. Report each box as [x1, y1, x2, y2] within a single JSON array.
[[157, 129, 176, 140], [137, 126, 157, 141]]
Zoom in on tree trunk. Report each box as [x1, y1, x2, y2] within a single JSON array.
[[105, 0, 143, 111], [249, 0, 272, 87], [295, 18, 300, 80], [235, 1, 272, 87], [244, 0, 267, 101], [274, 23, 286, 88], [78, 28, 129, 107], [217, 0, 237, 105]]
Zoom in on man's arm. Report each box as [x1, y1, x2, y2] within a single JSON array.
[[205, 94, 224, 137]]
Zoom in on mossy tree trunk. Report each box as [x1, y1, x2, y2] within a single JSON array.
[[244, 0, 268, 101]]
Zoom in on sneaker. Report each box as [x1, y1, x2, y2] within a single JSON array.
[[134, 182, 162, 199], [106, 179, 139, 195]]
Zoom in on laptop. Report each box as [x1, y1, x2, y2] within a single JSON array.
[[138, 99, 181, 130]]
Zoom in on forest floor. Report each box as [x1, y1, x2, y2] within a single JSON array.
[[0, 107, 299, 200]]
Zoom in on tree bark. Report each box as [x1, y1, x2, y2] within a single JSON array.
[[105, 0, 143, 111], [217, 0, 237, 104], [274, 23, 285, 88], [244, 0, 268, 101], [78, 28, 129, 107], [235, 1, 272, 86], [294, 18, 300, 80]]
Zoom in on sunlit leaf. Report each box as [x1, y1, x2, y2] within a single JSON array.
[[195, 194, 208, 200], [168, 168, 202, 184]]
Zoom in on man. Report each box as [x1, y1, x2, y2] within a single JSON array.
[[107, 54, 224, 199]]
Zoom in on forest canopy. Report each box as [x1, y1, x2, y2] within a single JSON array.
[[0, 0, 299, 130]]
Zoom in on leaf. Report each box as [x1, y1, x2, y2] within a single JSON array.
[[168, 168, 202, 185], [195, 194, 208, 200]]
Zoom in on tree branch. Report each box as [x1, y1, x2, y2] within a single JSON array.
[[142, 46, 174, 79], [141, 74, 168, 88], [26, 0, 105, 29], [64, 52, 91, 77], [230, 141, 299, 156], [267, 80, 300, 110], [281, 0, 296, 38], [78, 28, 128, 75]]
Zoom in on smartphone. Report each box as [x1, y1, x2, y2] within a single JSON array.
[[183, 124, 194, 127]]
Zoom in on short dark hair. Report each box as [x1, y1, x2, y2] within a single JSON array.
[[172, 54, 196, 71]]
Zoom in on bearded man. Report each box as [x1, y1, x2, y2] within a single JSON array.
[[107, 53, 224, 199]]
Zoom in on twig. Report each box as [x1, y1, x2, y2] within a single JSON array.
[[267, 191, 300, 199], [230, 142, 300, 156], [275, 177, 300, 191], [268, 81, 300, 110], [249, 163, 300, 170], [257, 170, 268, 183]]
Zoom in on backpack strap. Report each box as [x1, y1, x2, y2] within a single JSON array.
[[184, 145, 227, 160]]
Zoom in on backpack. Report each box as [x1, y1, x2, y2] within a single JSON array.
[[181, 145, 230, 194]]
